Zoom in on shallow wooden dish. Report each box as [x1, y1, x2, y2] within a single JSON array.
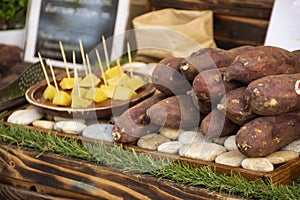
[[25, 72, 155, 119]]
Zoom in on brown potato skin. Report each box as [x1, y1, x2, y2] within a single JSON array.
[[218, 87, 257, 125], [245, 73, 300, 116], [146, 95, 200, 129], [192, 68, 244, 103], [112, 92, 166, 144], [236, 112, 300, 157], [200, 108, 240, 138], [152, 57, 191, 96], [224, 46, 300, 84]]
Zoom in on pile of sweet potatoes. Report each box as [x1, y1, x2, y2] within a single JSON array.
[[112, 45, 300, 158]]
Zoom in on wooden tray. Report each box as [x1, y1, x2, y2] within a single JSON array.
[[1, 105, 300, 186]]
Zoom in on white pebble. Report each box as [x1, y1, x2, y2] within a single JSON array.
[[281, 139, 300, 153], [215, 150, 246, 167], [137, 133, 171, 150], [32, 120, 55, 130], [157, 141, 182, 154], [224, 135, 238, 151], [179, 142, 227, 162], [241, 158, 274, 172], [266, 150, 299, 165], [54, 121, 87, 134], [53, 116, 86, 124], [159, 127, 182, 140], [178, 131, 211, 144], [212, 136, 229, 145], [82, 124, 114, 142], [7, 109, 44, 125]]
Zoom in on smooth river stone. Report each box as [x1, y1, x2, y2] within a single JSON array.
[[224, 135, 238, 151], [178, 131, 212, 144], [7, 109, 44, 125], [212, 136, 229, 145], [54, 121, 87, 134], [32, 120, 55, 130], [82, 124, 114, 142], [281, 139, 300, 153], [157, 141, 182, 154], [215, 150, 247, 167], [266, 150, 299, 165], [159, 127, 182, 140], [179, 142, 227, 162], [241, 158, 274, 172], [53, 116, 86, 124], [137, 133, 171, 150]]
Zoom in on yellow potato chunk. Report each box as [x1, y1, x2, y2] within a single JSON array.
[[71, 95, 92, 108], [79, 73, 101, 87], [113, 85, 135, 100], [59, 77, 75, 89], [107, 73, 130, 86], [71, 87, 88, 98], [43, 85, 57, 100], [104, 66, 122, 79], [85, 88, 108, 103], [52, 91, 72, 106], [100, 85, 116, 98], [126, 77, 145, 91]]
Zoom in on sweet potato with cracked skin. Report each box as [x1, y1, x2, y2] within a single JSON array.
[[146, 95, 200, 129], [200, 108, 240, 138], [179, 47, 235, 82], [180, 46, 255, 83], [217, 87, 257, 125], [192, 68, 244, 103], [224, 46, 300, 84], [236, 112, 300, 157], [245, 73, 300, 116], [151, 57, 191, 96], [112, 92, 166, 144]]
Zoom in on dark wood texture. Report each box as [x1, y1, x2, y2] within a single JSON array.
[[0, 144, 244, 200], [148, 0, 274, 49]]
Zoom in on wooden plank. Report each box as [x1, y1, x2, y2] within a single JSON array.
[[0, 144, 245, 200], [148, 0, 274, 20], [213, 14, 269, 48]]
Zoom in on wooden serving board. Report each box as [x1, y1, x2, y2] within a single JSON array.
[[0, 105, 299, 188]]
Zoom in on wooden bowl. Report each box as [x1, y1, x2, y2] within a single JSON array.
[[25, 72, 155, 119]]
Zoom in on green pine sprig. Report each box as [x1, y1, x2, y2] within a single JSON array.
[[0, 121, 299, 200]]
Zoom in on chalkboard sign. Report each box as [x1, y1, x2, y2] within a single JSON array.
[[24, 0, 130, 69]]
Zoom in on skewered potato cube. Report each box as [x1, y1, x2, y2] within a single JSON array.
[[126, 77, 145, 91], [59, 77, 75, 89], [71, 95, 92, 108], [79, 73, 101, 87], [107, 73, 130, 86], [104, 66, 122, 79], [85, 88, 108, 103], [100, 85, 116, 98], [43, 85, 57, 100], [52, 91, 72, 106], [113, 85, 135, 100]]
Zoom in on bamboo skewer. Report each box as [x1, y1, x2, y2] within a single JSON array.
[[59, 41, 70, 78], [38, 52, 50, 87], [96, 49, 107, 87], [113, 43, 123, 77], [79, 39, 88, 76], [86, 53, 95, 94], [47, 59, 59, 93], [73, 51, 81, 97], [127, 42, 133, 78], [102, 35, 110, 70]]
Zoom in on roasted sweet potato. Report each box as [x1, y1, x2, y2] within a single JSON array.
[[0, 44, 22, 72], [146, 95, 200, 129], [192, 68, 244, 103], [245, 73, 300, 116], [236, 112, 300, 157], [217, 87, 257, 125], [112, 92, 166, 144], [224, 46, 300, 84], [151, 57, 191, 96], [200, 108, 240, 138], [179, 47, 235, 82]]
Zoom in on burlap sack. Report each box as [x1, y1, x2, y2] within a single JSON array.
[[132, 8, 216, 59]]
